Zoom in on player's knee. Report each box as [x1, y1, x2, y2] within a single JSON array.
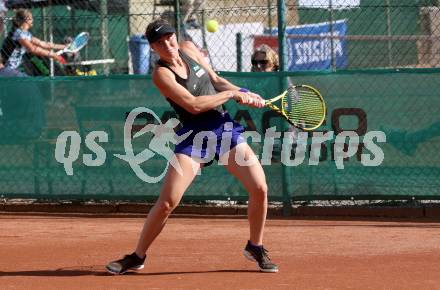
[[156, 200, 178, 216], [250, 182, 268, 202]]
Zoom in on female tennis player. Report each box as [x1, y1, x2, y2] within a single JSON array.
[[0, 9, 65, 75], [106, 19, 278, 274]]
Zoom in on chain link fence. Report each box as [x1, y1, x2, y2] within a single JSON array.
[[1, 1, 440, 205], [1, 0, 440, 74]]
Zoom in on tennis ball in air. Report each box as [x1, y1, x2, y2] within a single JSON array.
[[206, 19, 219, 33]]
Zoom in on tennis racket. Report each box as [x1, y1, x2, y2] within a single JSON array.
[[56, 32, 90, 55], [265, 85, 326, 131]]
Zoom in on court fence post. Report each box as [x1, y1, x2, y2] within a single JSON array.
[[277, 0, 292, 216], [236, 33, 242, 72]]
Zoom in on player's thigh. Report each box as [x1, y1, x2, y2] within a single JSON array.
[[220, 143, 267, 193], [158, 153, 202, 206]]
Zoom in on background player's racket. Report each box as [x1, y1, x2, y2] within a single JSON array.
[[56, 32, 90, 55], [265, 85, 326, 131]]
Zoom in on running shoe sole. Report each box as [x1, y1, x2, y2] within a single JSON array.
[[106, 264, 144, 275]]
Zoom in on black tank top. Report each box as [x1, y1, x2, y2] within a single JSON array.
[[157, 50, 224, 125]]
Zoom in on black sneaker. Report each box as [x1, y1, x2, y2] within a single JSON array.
[[106, 252, 146, 275], [243, 241, 279, 273]]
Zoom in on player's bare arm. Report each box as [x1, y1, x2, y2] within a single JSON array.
[[180, 41, 264, 108], [31, 36, 65, 50], [152, 65, 235, 114], [19, 38, 57, 59]]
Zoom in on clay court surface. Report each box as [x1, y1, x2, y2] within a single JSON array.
[[1, 214, 440, 290]]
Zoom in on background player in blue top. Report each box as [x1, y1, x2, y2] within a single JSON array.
[[0, 9, 66, 75]]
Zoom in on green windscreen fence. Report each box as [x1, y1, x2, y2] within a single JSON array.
[[1, 69, 439, 201]]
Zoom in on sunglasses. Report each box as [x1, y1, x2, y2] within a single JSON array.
[[251, 59, 269, 66]]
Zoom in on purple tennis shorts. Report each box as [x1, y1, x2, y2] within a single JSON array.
[[174, 111, 245, 165]]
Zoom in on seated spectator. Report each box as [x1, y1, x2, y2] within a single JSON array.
[[251, 44, 279, 72]]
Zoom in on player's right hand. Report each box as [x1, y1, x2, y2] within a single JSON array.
[[247, 91, 265, 108], [233, 91, 265, 108]]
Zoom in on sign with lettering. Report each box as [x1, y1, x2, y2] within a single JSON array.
[[255, 20, 348, 71], [298, 0, 360, 9], [287, 20, 348, 71]]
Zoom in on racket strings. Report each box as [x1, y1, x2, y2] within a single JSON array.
[[284, 87, 325, 129], [69, 33, 89, 51], [72, 38, 87, 49]]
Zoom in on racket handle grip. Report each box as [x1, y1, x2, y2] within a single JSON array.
[[57, 55, 66, 65]]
